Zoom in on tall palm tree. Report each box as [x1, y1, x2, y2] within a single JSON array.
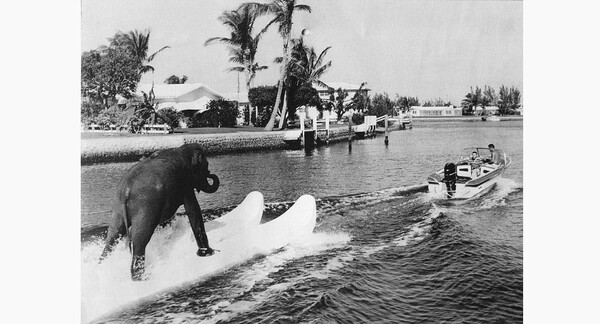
[[123, 29, 170, 76], [259, 0, 312, 131], [205, 3, 268, 124], [277, 37, 331, 128]]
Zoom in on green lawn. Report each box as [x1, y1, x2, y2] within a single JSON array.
[[81, 125, 278, 140], [81, 124, 351, 140]]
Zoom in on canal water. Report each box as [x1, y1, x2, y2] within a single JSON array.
[[81, 120, 523, 323]]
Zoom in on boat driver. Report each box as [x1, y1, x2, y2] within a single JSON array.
[[470, 151, 482, 177], [485, 144, 497, 164]]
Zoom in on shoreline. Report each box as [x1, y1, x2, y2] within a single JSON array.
[[81, 127, 355, 164], [412, 116, 523, 122], [80, 117, 522, 164]]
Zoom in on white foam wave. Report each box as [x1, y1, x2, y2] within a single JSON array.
[[81, 222, 349, 323], [476, 177, 521, 209]]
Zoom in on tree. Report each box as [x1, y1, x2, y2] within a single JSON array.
[[483, 85, 497, 107], [278, 37, 331, 128], [334, 88, 349, 120], [205, 3, 269, 125], [118, 29, 170, 76], [396, 95, 419, 113], [248, 86, 280, 127], [128, 86, 159, 132], [498, 85, 521, 115], [81, 45, 141, 111], [510, 87, 522, 113], [347, 82, 370, 114], [260, 0, 312, 131], [191, 99, 239, 127], [285, 83, 322, 123], [164, 75, 188, 84], [369, 93, 395, 117], [461, 86, 482, 115]]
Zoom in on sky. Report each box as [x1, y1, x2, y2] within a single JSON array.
[[81, 0, 522, 105]]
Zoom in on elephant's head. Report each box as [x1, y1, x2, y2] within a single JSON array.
[[190, 146, 220, 194]]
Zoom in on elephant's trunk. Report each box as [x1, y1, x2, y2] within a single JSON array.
[[201, 174, 220, 193]]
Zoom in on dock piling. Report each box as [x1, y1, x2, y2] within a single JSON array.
[[348, 113, 353, 151], [384, 115, 389, 145]]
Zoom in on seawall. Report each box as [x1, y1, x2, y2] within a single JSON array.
[[81, 127, 353, 164]]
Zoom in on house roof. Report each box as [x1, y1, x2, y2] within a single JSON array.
[[222, 92, 249, 104], [411, 106, 458, 110], [136, 83, 223, 100], [157, 97, 213, 113], [313, 82, 371, 92]]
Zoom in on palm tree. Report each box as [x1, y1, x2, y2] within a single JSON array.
[[277, 37, 332, 128], [164, 75, 188, 84], [225, 46, 268, 119], [259, 0, 312, 131], [123, 29, 170, 76], [205, 3, 269, 124]]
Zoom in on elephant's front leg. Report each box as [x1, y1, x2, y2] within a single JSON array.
[[184, 191, 214, 257]]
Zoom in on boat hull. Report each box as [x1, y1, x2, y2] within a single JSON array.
[[427, 166, 504, 200], [428, 178, 498, 200]]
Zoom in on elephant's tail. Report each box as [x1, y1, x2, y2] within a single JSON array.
[[121, 187, 132, 253]]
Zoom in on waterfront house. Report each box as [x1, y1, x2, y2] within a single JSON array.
[[410, 105, 463, 117], [313, 82, 371, 104], [136, 83, 225, 125], [475, 105, 500, 115]]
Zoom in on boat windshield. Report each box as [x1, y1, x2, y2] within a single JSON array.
[[459, 147, 507, 165]]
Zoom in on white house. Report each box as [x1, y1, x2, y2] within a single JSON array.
[[410, 105, 463, 117], [474, 105, 499, 115], [313, 81, 370, 104], [136, 83, 224, 120]]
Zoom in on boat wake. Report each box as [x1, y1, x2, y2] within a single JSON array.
[[81, 216, 345, 323], [197, 232, 351, 324], [82, 182, 499, 323]]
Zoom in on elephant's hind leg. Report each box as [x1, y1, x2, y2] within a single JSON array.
[[99, 211, 127, 262], [129, 210, 161, 281]]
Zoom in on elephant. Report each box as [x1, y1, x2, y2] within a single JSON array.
[[99, 143, 220, 280]]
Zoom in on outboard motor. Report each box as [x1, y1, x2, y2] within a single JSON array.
[[443, 162, 457, 197]]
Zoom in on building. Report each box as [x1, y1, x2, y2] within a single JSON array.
[[136, 83, 224, 122], [474, 105, 499, 115], [313, 82, 370, 104], [410, 105, 463, 117]]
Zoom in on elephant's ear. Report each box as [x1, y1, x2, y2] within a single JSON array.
[[191, 148, 201, 175]]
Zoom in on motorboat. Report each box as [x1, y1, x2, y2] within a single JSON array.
[[426, 147, 511, 199], [488, 116, 501, 122]]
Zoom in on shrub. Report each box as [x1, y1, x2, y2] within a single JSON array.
[[81, 99, 104, 124], [190, 99, 239, 127], [96, 105, 127, 126], [251, 106, 273, 128], [156, 107, 183, 129], [248, 85, 282, 127], [351, 112, 365, 125]]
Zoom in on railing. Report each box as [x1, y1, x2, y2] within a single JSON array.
[[141, 124, 172, 134]]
